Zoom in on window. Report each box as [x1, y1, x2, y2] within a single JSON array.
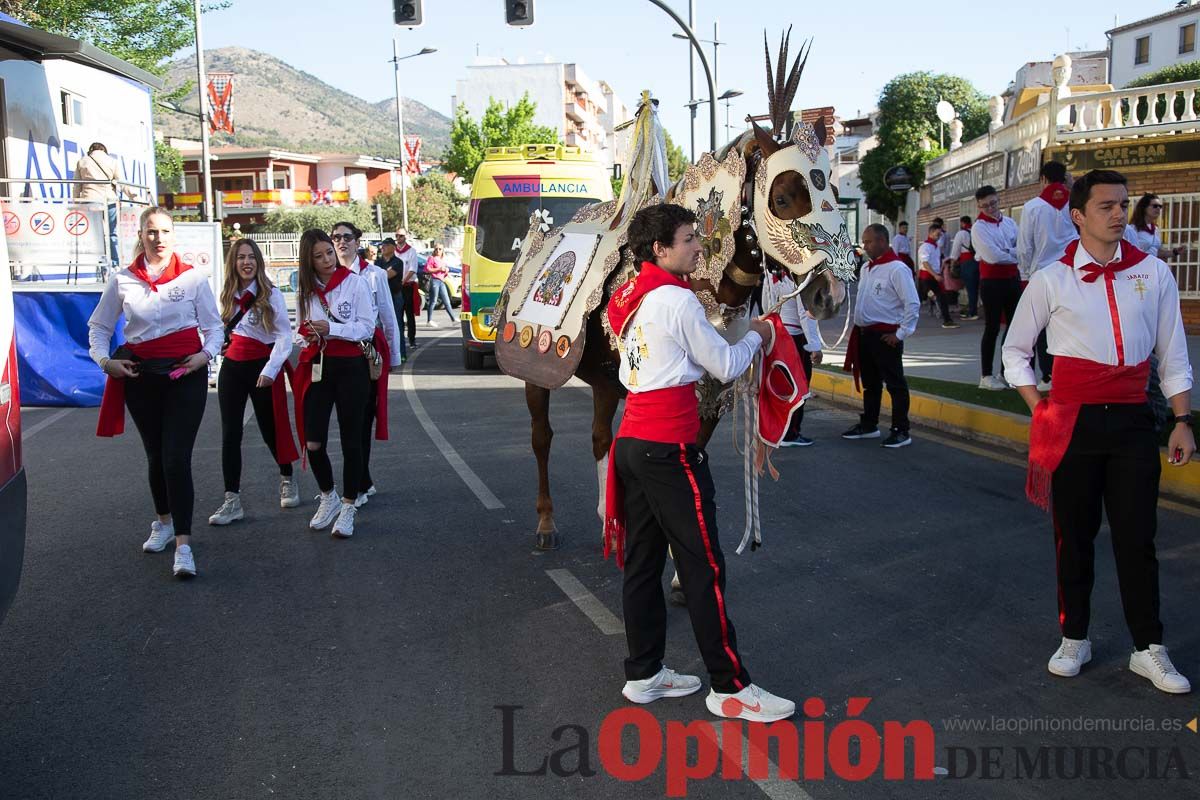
[[1181, 23, 1196, 55], [474, 196, 600, 262], [60, 90, 84, 126], [1134, 35, 1150, 65]]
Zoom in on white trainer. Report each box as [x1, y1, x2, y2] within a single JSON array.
[[1129, 645, 1191, 694], [706, 683, 796, 722], [622, 667, 702, 704], [1036, 380, 1052, 393], [978, 375, 1008, 391], [142, 520, 175, 553], [208, 492, 244, 526], [309, 491, 341, 530], [366, 484, 377, 497], [427, 320, 438, 328], [280, 477, 300, 508], [172, 544, 197, 578], [1047, 637, 1092, 677], [354, 493, 369, 508], [332, 503, 356, 538]]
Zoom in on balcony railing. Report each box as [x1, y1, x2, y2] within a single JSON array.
[[1054, 79, 1200, 143], [160, 188, 352, 210]]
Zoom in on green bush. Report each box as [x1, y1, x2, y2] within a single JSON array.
[[1124, 61, 1200, 121]]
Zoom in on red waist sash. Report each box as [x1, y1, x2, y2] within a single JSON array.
[[603, 384, 699, 568], [979, 260, 1019, 280], [224, 334, 299, 465], [96, 327, 201, 437], [224, 333, 271, 361], [1025, 356, 1150, 511], [370, 327, 390, 441], [842, 323, 900, 393]]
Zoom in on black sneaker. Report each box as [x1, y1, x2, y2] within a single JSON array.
[[882, 429, 912, 448], [841, 424, 881, 440], [779, 435, 814, 447]]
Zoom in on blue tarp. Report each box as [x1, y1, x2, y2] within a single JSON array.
[[14, 291, 123, 407]]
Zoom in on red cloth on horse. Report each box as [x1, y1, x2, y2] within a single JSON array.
[[757, 315, 809, 447], [224, 334, 300, 464], [96, 327, 201, 437]]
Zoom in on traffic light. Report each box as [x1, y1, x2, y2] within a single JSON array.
[[505, 0, 533, 26], [394, 0, 423, 27]]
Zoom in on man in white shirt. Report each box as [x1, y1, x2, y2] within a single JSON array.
[[891, 221, 912, 269], [949, 217, 979, 320], [917, 222, 957, 328], [1017, 161, 1075, 390], [1003, 169, 1195, 695], [973, 185, 1022, 390], [841, 223, 921, 447]]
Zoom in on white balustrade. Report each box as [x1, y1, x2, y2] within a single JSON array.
[[1055, 79, 1200, 142]]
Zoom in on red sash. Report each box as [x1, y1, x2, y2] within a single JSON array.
[[1025, 356, 1150, 511], [369, 327, 390, 440], [96, 327, 201, 437], [841, 324, 900, 392], [224, 334, 300, 464]]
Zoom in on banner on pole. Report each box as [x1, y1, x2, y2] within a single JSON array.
[[207, 72, 235, 134], [404, 135, 422, 175]]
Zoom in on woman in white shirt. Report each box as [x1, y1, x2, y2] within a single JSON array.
[[88, 207, 222, 578], [1124, 194, 1183, 260], [292, 229, 375, 538], [208, 239, 300, 527]]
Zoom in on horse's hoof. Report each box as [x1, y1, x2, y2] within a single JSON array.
[[668, 588, 687, 607], [535, 530, 560, 551]]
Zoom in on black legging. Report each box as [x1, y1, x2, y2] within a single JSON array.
[[218, 356, 294, 493], [124, 368, 208, 536], [303, 354, 369, 500], [979, 277, 1022, 377]]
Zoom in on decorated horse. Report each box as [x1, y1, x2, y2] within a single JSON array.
[[494, 31, 858, 550]]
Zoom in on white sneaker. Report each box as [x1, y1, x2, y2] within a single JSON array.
[[706, 683, 795, 722], [173, 544, 197, 578], [142, 520, 175, 553], [622, 667, 702, 704], [1047, 637, 1092, 677], [979, 375, 1008, 391], [1129, 645, 1191, 694], [280, 477, 300, 508], [309, 491, 341, 530], [208, 492, 244, 525], [332, 503, 356, 538], [427, 320, 438, 328], [354, 493, 369, 508], [366, 484, 377, 497], [1036, 380, 1052, 393]]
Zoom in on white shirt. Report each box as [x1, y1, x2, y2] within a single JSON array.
[[891, 233, 911, 255], [917, 240, 943, 276], [971, 215, 1019, 266], [775, 276, 823, 349], [619, 285, 762, 392], [229, 281, 293, 380], [89, 263, 223, 365], [949, 228, 973, 261], [1002, 241, 1193, 398], [396, 244, 419, 283], [854, 256, 921, 340], [1017, 195, 1076, 280], [1123, 224, 1162, 258], [349, 259, 404, 367], [300, 271, 377, 343]]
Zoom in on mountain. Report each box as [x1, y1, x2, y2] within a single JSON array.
[[158, 47, 450, 159]]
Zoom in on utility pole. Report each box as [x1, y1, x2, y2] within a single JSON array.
[[688, 0, 696, 162], [392, 36, 410, 231], [193, 0, 213, 223]]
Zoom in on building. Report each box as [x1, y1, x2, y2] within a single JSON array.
[[453, 59, 631, 169], [1108, 0, 1200, 88]]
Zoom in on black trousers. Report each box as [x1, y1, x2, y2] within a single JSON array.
[[124, 368, 208, 536], [394, 289, 417, 347], [218, 356, 294, 493], [858, 329, 909, 432], [361, 378, 379, 494], [784, 333, 814, 438], [979, 277, 1021, 376], [1051, 403, 1163, 650], [918, 274, 952, 324], [303, 355, 369, 499], [1035, 331, 1054, 383], [616, 438, 752, 694]]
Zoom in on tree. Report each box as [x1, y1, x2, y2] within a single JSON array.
[[664, 130, 688, 183], [259, 202, 374, 234], [444, 94, 558, 182], [858, 72, 990, 220], [154, 139, 184, 192], [374, 173, 465, 241]]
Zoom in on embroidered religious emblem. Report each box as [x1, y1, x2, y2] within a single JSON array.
[[873, 281, 884, 296], [1133, 277, 1148, 300], [246, 310, 260, 326], [626, 325, 650, 387], [337, 301, 352, 319], [694, 187, 731, 269], [167, 286, 186, 302], [532, 251, 576, 307]]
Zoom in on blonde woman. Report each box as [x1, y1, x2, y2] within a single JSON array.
[[208, 238, 300, 526], [89, 207, 222, 578]]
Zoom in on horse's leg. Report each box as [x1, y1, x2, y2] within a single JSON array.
[[526, 382, 558, 550], [590, 380, 621, 524]]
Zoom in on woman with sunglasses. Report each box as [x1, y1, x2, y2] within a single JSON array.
[[208, 238, 300, 527], [89, 207, 223, 578], [330, 222, 403, 505], [1125, 194, 1184, 261], [292, 229, 375, 537]]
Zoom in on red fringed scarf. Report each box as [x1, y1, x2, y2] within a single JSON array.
[[224, 335, 301, 464], [128, 252, 189, 291]]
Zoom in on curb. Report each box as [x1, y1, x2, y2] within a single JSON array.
[[809, 370, 1200, 504]]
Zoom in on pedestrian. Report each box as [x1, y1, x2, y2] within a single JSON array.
[[841, 223, 921, 448], [383, 229, 420, 350], [331, 222, 403, 506], [208, 238, 301, 526], [424, 244, 457, 326], [1125, 194, 1184, 261], [917, 222, 958, 328], [375, 237, 408, 361], [950, 216, 979, 320], [291, 229, 375, 538], [89, 207, 223, 578], [972, 185, 1022, 390], [603, 203, 794, 722], [75, 142, 136, 268], [1017, 161, 1075, 391], [774, 274, 823, 447], [1002, 169, 1195, 694], [891, 220, 913, 269]]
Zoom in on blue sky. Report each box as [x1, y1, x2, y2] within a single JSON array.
[[196, 0, 1158, 155]]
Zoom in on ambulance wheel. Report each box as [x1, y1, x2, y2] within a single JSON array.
[[463, 347, 485, 370]]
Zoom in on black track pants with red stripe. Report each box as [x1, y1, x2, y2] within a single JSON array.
[[615, 438, 752, 694]]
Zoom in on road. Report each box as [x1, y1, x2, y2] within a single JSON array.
[[2, 327, 1198, 800]]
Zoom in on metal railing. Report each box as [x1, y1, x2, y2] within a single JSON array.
[[1162, 193, 1200, 299]]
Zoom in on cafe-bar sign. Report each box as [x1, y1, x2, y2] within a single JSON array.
[[929, 154, 1007, 205], [1057, 137, 1200, 172]]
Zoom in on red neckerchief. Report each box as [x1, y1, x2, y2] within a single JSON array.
[[961, 221, 971, 231], [128, 253, 190, 291], [235, 287, 256, 314], [397, 243, 411, 254], [924, 237, 939, 247], [977, 212, 1001, 225], [865, 249, 902, 270], [1059, 239, 1148, 283], [606, 261, 690, 338], [316, 266, 353, 302], [1039, 182, 1069, 210]]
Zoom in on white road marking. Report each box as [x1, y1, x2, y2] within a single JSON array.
[[545, 569, 623, 636], [401, 333, 504, 510], [22, 408, 72, 441], [711, 723, 817, 800]]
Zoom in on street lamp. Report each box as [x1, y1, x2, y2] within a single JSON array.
[[685, 88, 742, 144], [674, 19, 725, 161], [390, 42, 437, 231]]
